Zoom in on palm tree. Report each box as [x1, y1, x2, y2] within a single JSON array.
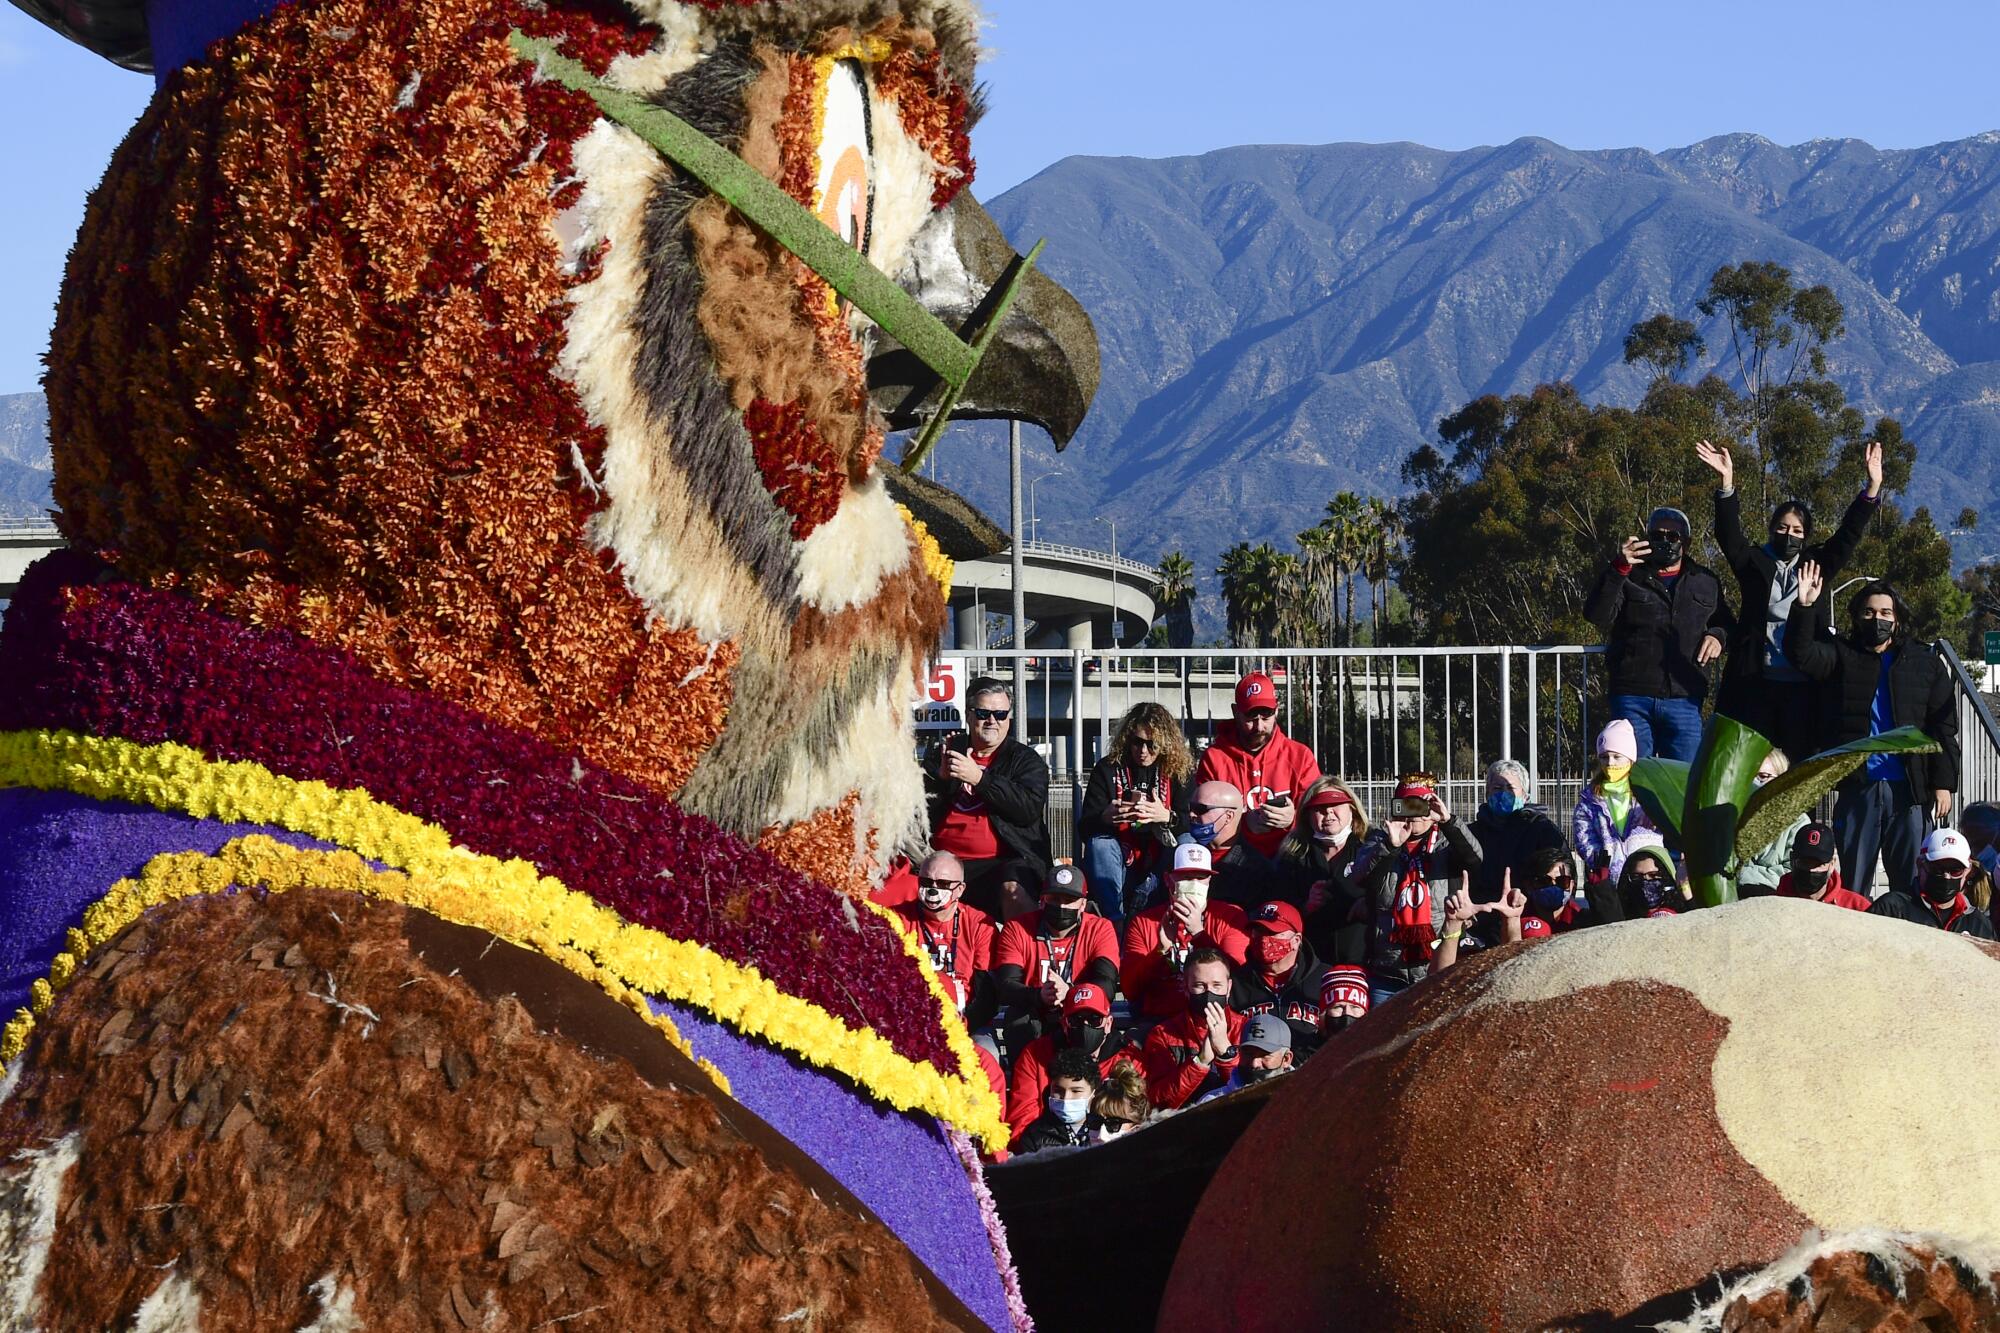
[[1295, 523, 1340, 648], [1235, 544, 1283, 647], [1216, 542, 1256, 647], [1155, 550, 1197, 649], [1267, 552, 1312, 647], [1363, 496, 1404, 644], [1324, 492, 1369, 647]]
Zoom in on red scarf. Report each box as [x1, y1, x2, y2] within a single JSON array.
[[1388, 829, 1441, 964]]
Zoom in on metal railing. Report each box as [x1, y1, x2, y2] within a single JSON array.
[[1003, 539, 1161, 584], [0, 517, 61, 540], [941, 640, 2000, 858]]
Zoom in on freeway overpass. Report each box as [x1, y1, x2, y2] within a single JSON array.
[[0, 518, 63, 603], [947, 539, 1160, 650]]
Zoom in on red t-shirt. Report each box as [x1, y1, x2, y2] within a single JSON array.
[[994, 911, 1121, 994], [1119, 901, 1252, 1018], [933, 750, 1001, 860], [1776, 871, 1872, 912], [891, 901, 997, 1011], [1196, 724, 1323, 857]]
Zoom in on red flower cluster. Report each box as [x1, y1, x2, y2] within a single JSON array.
[[745, 397, 847, 540], [0, 554, 959, 1072]]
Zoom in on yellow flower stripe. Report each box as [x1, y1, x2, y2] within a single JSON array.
[[897, 502, 955, 599], [0, 729, 1008, 1149], [0, 836, 732, 1097]]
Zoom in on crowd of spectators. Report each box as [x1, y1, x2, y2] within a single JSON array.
[[886, 440, 1986, 1158]]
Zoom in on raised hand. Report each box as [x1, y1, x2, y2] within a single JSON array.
[[1385, 818, 1411, 848], [1445, 880, 1476, 925], [1493, 869, 1527, 919], [1797, 559, 1823, 607], [1864, 439, 1884, 498], [1170, 894, 1205, 935], [1695, 439, 1734, 489], [1426, 791, 1452, 824], [1619, 535, 1653, 567]]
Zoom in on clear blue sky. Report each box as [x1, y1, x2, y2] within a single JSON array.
[[6, 0, 2000, 394]]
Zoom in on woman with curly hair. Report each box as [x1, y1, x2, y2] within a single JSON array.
[[1275, 776, 1372, 965], [1079, 702, 1194, 927]]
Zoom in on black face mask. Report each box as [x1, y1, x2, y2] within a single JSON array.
[[1770, 531, 1804, 562], [1925, 873, 1966, 904], [1067, 1023, 1109, 1058], [1045, 901, 1084, 934], [1647, 533, 1684, 568], [1796, 867, 1831, 895], [1189, 990, 1227, 1018], [1858, 616, 1895, 648], [1322, 1013, 1356, 1036]]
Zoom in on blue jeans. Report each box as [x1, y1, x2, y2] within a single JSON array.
[[1609, 694, 1704, 763], [1081, 835, 1162, 927], [1368, 974, 1416, 1009]]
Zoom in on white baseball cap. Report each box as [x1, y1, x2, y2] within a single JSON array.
[[1171, 843, 1214, 878], [1922, 827, 1972, 867]]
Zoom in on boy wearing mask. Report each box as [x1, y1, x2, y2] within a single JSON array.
[[1004, 981, 1130, 1146], [1775, 822, 1870, 910], [1869, 829, 1997, 937], [1013, 1047, 1104, 1155], [1140, 949, 1244, 1110], [1120, 844, 1251, 1019], [1584, 505, 1733, 762]]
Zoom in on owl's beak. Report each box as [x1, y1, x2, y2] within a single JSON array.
[[867, 193, 1099, 450]]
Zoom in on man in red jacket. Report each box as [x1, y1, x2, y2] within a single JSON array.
[[889, 851, 999, 1025], [1196, 672, 1323, 858], [1776, 821, 1872, 910], [1002, 981, 1131, 1146], [993, 864, 1121, 1043], [1121, 844, 1251, 1018], [1141, 948, 1244, 1110]]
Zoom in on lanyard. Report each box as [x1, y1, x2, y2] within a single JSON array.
[[920, 913, 960, 975]]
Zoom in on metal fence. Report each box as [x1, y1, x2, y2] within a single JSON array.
[[944, 642, 2000, 861]]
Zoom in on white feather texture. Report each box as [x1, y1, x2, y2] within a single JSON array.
[[603, 6, 709, 93], [771, 647, 929, 861], [1651, 1228, 2000, 1333], [130, 1271, 203, 1332], [793, 474, 912, 613], [0, 1133, 81, 1330], [295, 1273, 363, 1333]]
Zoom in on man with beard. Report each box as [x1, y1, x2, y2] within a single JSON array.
[[1869, 829, 1997, 937], [1789, 564, 1958, 897], [1584, 506, 1733, 762], [890, 851, 999, 1028], [993, 863, 1121, 1050], [1229, 901, 1333, 1060], [1140, 949, 1244, 1110], [1196, 672, 1323, 858], [1002, 981, 1131, 1146]]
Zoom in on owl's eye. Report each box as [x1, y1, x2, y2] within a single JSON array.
[[815, 60, 873, 258]]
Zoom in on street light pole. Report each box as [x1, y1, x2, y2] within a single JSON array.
[[1095, 515, 1119, 647], [1010, 421, 1026, 706], [1028, 471, 1060, 545]]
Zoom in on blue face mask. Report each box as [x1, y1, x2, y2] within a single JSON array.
[[1048, 1094, 1090, 1125], [1488, 790, 1522, 816], [1188, 821, 1220, 846]]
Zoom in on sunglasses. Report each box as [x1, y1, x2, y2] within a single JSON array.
[[971, 708, 1011, 722], [1128, 736, 1159, 749], [917, 878, 963, 891], [1099, 1115, 1138, 1131], [511, 33, 1040, 472], [1192, 803, 1240, 817]]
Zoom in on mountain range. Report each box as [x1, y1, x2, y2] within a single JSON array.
[[11, 130, 2000, 640]]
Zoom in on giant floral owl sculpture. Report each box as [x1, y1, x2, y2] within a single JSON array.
[[0, 0, 1095, 1326]]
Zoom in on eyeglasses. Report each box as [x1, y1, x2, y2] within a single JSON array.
[[917, 878, 963, 891], [509, 32, 1042, 472], [971, 708, 1011, 722]]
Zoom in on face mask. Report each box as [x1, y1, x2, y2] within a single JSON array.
[[1925, 872, 1966, 903], [1751, 773, 1772, 790], [1188, 989, 1226, 1017], [918, 889, 953, 915], [1188, 821, 1220, 846], [1770, 531, 1804, 562], [1252, 935, 1295, 968], [1488, 790, 1522, 816], [1636, 875, 1671, 909], [1648, 533, 1684, 567], [1091, 1122, 1129, 1145], [1322, 1013, 1356, 1036], [1859, 616, 1895, 647], [1048, 1094, 1089, 1126], [1797, 867, 1830, 895], [1174, 880, 1210, 909], [1311, 828, 1350, 849], [1067, 1023, 1108, 1058], [1045, 901, 1084, 933], [1601, 760, 1632, 784]]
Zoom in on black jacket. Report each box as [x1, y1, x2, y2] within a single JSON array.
[[1868, 891, 1996, 938], [1467, 804, 1565, 903], [1784, 600, 1959, 794], [1205, 840, 1284, 911], [1584, 555, 1734, 700], [1014, 1111, 1093, 1155], [1229, 936, 1332, 1060], [926, 735, 1053, 887], [1076, 756, 1191, 849], [1275, 837, 1369, 964], [1713, 487, 1875, 705]]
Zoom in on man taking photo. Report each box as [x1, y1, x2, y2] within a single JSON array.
[[1196, 672, 1323, 858], [927, 679, 1052, 920]]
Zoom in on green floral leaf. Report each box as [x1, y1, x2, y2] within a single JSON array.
[[1732, 727, 1940, 864], [1684, 713, 1773, 908], [1630, 758, 1690, 847]]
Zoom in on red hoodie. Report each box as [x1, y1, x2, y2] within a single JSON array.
[[1119, 901, 1251, 1017], [1141, 1007, 1245, 1110], [1196, 723, 1322, 857], [1776, 868, 1872, 912]]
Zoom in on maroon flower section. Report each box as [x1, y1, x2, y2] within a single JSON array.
[[0, 553, 957, 1071]]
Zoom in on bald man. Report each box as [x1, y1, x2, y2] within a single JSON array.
[[1190, 780, 1281, 909], [890, 850, 999, 1028]]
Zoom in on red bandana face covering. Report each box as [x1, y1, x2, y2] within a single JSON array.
[[1388, 830, 1441, 963]]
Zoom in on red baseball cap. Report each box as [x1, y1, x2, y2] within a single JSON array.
[[1520, 916, 1553, 938], [1234, 672, 1276, 713], [1064, 982, 1111, 1017], [1250, 901, 1304, 934]]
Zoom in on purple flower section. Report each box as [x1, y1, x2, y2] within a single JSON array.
[[0, 786, 335, 1018], [0, 553, 956, 1070], [654, 998, 1011, 1332]]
